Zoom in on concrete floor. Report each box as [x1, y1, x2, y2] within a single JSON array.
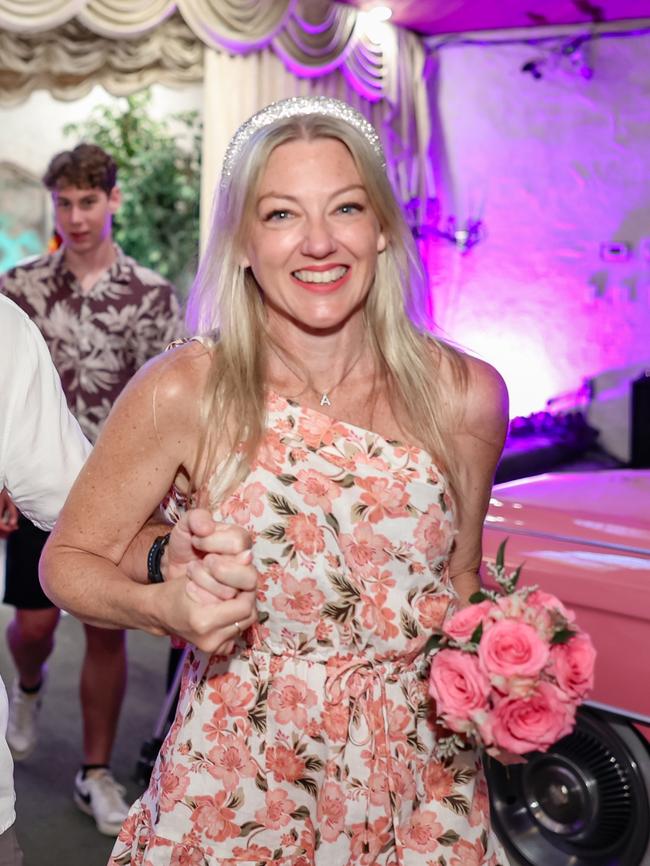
[[0, 600, 171, 866]]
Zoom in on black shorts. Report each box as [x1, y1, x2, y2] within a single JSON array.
[[3, 514, 53, 610]]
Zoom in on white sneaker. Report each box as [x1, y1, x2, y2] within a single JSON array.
[[6, 678, 44, 761], [73, 768, 130, 836]]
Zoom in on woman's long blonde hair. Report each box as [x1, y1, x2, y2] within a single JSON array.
[[186, 113, 468, 504]]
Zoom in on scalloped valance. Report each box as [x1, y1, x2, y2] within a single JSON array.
[[0, 0, 395, 101], [0, 15, 203, 105]]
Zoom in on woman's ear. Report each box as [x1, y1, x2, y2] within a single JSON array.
[[377, 230, 387, 253]]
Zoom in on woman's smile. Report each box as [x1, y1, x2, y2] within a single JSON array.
[[291, 264, 351, 293]]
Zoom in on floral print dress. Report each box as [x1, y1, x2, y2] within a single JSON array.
[[110, 392, 509, 866]]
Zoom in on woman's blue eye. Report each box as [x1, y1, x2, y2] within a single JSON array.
[[266, 209, 291, 221], [338, 203, 362, 215]]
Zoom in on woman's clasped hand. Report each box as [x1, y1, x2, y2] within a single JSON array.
[[160, 510, 258, 653]]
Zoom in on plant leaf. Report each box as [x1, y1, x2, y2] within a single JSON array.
[[510, 563, 523, 588], [551, 628, 576, 645], [496, 538, 507, 570], [469, 623, 483, 644], [422, 633, 443, 655]]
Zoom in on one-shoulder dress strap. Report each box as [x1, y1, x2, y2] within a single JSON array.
[[164, 333, 216, 352]]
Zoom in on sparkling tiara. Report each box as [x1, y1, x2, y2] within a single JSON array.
[[220, 96, 385, 188]]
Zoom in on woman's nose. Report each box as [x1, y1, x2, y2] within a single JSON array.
[[300, 216, 337, 258]]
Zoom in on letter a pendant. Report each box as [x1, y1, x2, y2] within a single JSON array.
[[320, 393, 331, 407]]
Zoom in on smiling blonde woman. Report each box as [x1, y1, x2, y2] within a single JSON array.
[[41, 96, 510, 866]]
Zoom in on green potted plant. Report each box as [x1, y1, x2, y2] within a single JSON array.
[[65, 89, 201, 294]]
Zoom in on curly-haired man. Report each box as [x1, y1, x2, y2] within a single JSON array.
[[0, 143, 183, 836]]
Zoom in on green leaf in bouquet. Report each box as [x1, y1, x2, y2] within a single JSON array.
[[469, 623, 483, 644], [509, 563, 524, 590], [496, 538, 507, 571], [422, 633, 443, 655], [550, 627, 576, 645], [490, 538, 526, 595], [469, 590, 489, 604]]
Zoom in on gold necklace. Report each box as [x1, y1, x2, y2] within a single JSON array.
[[267, 340, 367, 407]]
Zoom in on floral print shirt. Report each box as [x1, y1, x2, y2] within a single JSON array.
[[0, 246, 183, 442], [110, 392, 509, 866]]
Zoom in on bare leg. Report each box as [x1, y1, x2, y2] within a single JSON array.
[[6, 608, 60, 688], [80, 624, 127, 765], [0, 825, 24, 866]]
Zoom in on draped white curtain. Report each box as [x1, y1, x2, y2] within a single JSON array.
[[200, 28, 432, 244]]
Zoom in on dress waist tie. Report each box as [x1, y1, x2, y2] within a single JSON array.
[[324, 657, 402, 862]]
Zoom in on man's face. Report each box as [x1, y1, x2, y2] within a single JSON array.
[[52, 185, 121, 256]]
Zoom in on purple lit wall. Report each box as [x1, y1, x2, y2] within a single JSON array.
[[423, 32, 650, 417]]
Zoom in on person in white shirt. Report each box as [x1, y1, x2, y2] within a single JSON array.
[[0, 293, 90, 864], [0, 293, 256, 864]]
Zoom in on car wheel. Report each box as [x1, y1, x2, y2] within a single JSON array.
[[485, 707, 650, 866]]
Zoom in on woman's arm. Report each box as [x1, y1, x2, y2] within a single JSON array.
[[446, 356, 509, 607], [39, 344, 257, 651]]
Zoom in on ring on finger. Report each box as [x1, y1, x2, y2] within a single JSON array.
[[233, 621, 242, 637]]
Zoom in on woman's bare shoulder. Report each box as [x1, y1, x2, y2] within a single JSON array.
[[428, 340, 509, 444], [130, 338, 213, 401], [461, 355, 509, 446], [106, 339, 215, 450], [464, 353, 508, 401]]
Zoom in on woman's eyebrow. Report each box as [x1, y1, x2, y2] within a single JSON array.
[[257, 184, 366, 204]]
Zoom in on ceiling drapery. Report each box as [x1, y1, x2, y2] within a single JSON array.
[[0, 0, 391, 100], [0, 0, 438, 234], [0, 15, 202, 105]]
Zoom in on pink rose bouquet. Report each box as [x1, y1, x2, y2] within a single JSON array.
[[427, 540, 596, 758]]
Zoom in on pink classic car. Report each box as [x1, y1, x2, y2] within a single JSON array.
[[481, 469, 650, 866]]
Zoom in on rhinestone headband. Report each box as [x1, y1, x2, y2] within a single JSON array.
[[220, 96, 385, 189]]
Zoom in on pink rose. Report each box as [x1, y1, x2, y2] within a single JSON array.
[[429, 649, 490, 724], [444, 601, 496, 643], [550, 633, 596, 699], [478, 619, 549, 680], [528, 589, 576, 623], [491, 681, 576, 754]]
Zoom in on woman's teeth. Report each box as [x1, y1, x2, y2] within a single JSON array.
[[293, 266, 348, 284]]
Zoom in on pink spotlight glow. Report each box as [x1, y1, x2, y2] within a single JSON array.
[[449, 325, 559, 418]]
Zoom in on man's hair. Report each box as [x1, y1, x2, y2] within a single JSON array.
[[42, 143, 117, 194]]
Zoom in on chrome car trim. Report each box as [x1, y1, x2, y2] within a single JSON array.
[[483, 523, 650, 557], [585, 700, 650, 727]]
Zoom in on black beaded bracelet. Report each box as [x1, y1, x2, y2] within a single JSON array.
[[147, 533, 171, 584]]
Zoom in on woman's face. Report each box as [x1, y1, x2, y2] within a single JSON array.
[[242, 137, 386, 334]]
